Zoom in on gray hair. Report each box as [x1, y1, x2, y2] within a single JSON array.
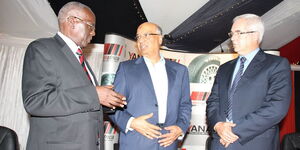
[[156, 25, 163, 35], [233, 14, 264, 43], [57, 2, 93, 24]]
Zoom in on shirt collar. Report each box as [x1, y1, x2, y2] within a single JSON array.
[[57, 32, 80, 53], [240, 48, 259, 62], [143, 54, 165, 66]]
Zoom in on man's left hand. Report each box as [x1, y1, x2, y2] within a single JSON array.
[[220, 138, 231, 148], [158, 125, 183, 147]]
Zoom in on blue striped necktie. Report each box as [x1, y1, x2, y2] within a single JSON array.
[[227, 56, 246, 121]]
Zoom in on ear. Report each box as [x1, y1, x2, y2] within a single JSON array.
[[158, 35, 163, 45]]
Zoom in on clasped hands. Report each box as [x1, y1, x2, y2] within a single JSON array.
[[214, 122, 239, 148], [130, 113, 183, 147]]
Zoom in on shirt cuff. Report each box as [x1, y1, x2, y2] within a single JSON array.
[[178, 133, 185, 140], [125, 117, 135, 133]]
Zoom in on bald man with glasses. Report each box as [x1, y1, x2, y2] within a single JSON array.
[[109, 22, 192, 150], [22, 2, 126, 150], [206, 14, 292, 150]]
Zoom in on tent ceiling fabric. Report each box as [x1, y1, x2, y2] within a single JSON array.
[[0, 0, 57, 39], [139, 0, 209, 34], [163, 0, 283, 52], [1, 0, 299, 53]]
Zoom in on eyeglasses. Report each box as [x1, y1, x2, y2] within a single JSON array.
[[135, 33, 160, 40], [70, 16, 95, 31], [228, 31, 256, 37]]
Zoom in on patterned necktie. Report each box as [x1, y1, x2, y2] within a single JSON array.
[[76, 48, 92, 82], [226, 56, 246, 121]]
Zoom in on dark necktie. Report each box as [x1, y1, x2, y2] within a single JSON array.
[[76, 48, 92, 82], [226, 56, 246, 121]]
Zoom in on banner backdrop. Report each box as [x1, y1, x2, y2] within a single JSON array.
[[101, 34, 237, 150]]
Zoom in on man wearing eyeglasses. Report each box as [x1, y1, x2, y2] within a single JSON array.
[[22, 2, 126, 150], [206, 14, 292, 150], [109, 22, 192, 150]]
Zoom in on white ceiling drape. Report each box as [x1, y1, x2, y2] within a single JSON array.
[[0, 0, 58, 39]]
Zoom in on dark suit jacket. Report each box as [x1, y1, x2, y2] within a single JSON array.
[[22, 34, 104, 150], [206, 50, 292, 150], [109, 57, 192, 150]]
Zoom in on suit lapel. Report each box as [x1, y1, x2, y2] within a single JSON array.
[[237, 50, 266, 88], [54, 34, 92, 84], [225, 59, 237, 93], [165, 60, 176, 101], [165, 60, 176, 121], [135, 58, 157, 98]]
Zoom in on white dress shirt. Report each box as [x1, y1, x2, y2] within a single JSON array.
[[57, 32, 96, 85], [126, 55, 168, 131], [144, 56, 168, 123]]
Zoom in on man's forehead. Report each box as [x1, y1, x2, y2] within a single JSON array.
[[231, 20, 247, 31], [137, 24, 157, 33]]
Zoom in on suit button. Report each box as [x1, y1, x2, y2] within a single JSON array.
[[154, 104, 158, 107]]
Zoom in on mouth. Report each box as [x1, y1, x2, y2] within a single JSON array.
[[139, 43, 148, 50]]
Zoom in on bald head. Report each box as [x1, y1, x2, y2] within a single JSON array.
[[137, 22, 162, 35], [57, 2, 95, 30], [136, 22, 163, 63], [57, 1, 96, 48]]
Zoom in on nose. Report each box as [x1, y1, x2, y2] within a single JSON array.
[[90, 29, 95, 36], [231, 33, 237, 42]]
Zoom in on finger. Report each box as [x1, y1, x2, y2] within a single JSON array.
[[159, 133, 172, 139], [111, 91, 125, 99], [225, 142, 230, 148], [147, 123, 162, 131], [107, 99, 125, 108], [219, 139, 226, 146], [228, 123, 236, 127], [159, 137, 174, 146], [104, 103, 115, 109], [164, 126, 174, 131], [159, 136, 172, 144], [161, 140, 173, 147], [144, 133, 154, 140], [104, 85, 114, 89], [147, 128, 162, 137], [220, 134, 233, 143], [141, 113, 154, 119], [226, 131, 239, 142]]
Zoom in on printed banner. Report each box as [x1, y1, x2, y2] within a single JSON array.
[[100, 34, 126, 86]]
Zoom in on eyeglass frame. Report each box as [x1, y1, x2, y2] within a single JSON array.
[[69, 16, 95, 31], [135, 33, 161, 40], [228, 31, 256, 38]]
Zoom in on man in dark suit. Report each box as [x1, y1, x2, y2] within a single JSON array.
[[22, 2, 126, 150], [206, 14, 292, 150], [109, 22, 192, 150]]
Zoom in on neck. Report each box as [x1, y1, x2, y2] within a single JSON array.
[[144, 55, 161, 64]]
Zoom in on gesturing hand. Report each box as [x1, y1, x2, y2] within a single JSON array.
[[96, 85, 126, 109], [158, 125, 183, 147], [130, 113, 162, 139], [214, 122, 239, 145]]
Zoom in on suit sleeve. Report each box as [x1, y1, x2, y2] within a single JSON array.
[[108, 62, 132, 133], [233, 58, 292, 145], [206, 69, 223, 131], [176, 67, 192, 132], [22, 41, 100, 117]]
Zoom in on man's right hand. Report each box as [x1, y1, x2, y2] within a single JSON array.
[[96, 85, 126, 109], [130, 113, 162, 139], [214, 122, 239, 145]]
